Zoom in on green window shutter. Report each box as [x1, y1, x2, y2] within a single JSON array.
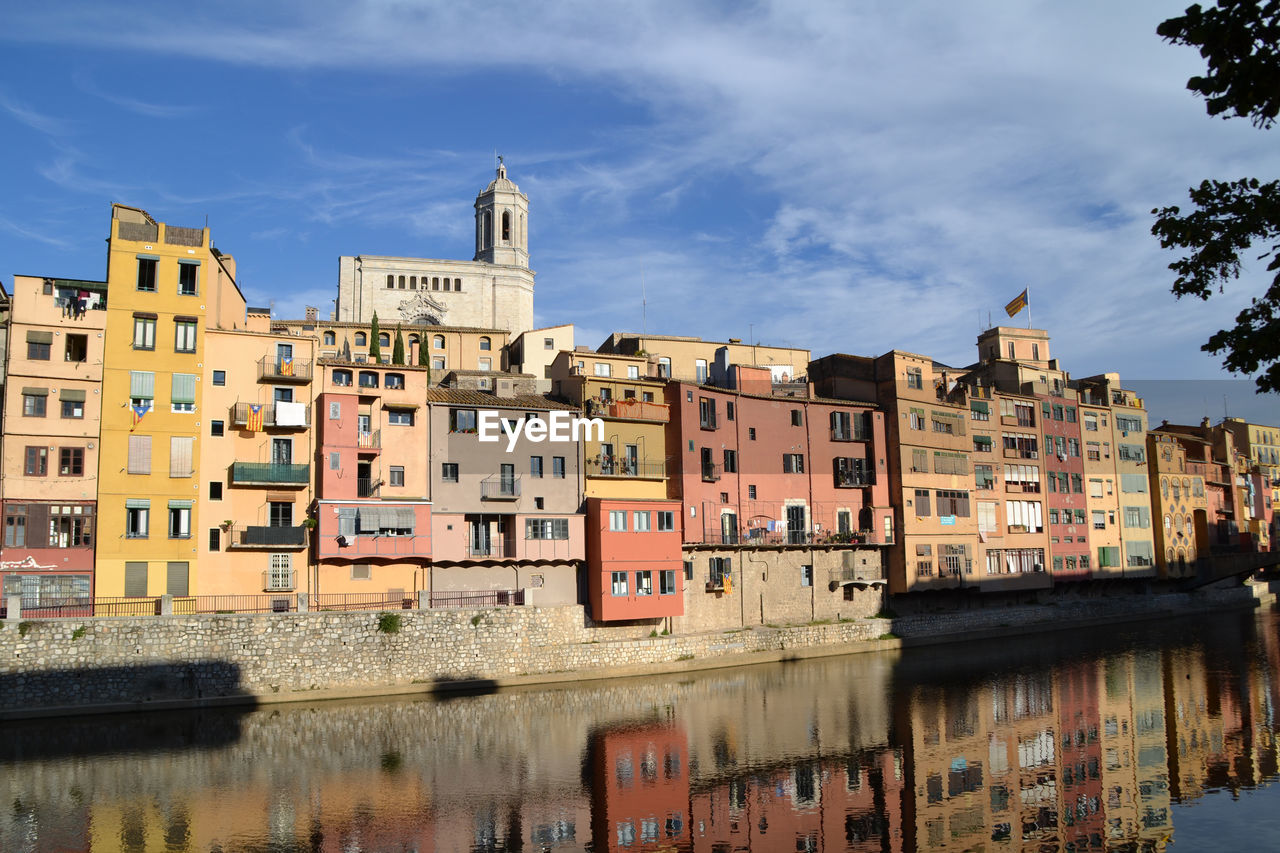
[[171, 373, 197, 404], [130, 371, 155, 399]]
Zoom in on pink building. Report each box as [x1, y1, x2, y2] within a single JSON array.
[[585, 497, 684, 622]]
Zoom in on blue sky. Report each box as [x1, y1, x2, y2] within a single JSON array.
[[2, 0, 1279, 398]]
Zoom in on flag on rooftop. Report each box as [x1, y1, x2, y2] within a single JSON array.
[[1004, 288, 1029, 318]]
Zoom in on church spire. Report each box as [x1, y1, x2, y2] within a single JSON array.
[[474, 159, 528, 268]]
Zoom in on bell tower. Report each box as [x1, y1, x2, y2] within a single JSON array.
[[474, 157, 530, 268]]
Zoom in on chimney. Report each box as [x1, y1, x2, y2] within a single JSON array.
[[305, 305, 318, 322]]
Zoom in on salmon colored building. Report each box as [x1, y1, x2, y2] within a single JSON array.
[[585, 497, 684, 622], [313, 359, 432, 596], [585, 724, 691, 852], [1, 274, 107, 603], [198, 313, 317, 595]]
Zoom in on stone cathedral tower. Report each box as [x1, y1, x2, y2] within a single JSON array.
[[335, 161, 536, 335]]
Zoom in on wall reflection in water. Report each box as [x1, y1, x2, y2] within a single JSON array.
[[2, 606, 1278, 852]]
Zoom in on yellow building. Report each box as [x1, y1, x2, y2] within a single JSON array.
[[548, 350, 671, 500], [596, 332, 810, 386], [95, 204, 245, 597], [1147, 432, 1208, 578], [1221, 417, 1280, 506]]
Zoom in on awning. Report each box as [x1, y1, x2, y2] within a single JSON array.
[[125, 499, 150, 509], [266, 492, 296, 503], [171, 373, 197, 404], [168, 500, 193, 509], [971, 401, 989, 415], [357, 508, 385, 533], [383, 402, 420, 410], [26, 331, 52, 344], [130, 371, 155, 399], [21, 387, 48, 396], [394, 507, 416, 529], [60, 389, 86, 402]]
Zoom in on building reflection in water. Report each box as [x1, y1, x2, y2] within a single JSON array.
[[2, 608, 1279, 851]]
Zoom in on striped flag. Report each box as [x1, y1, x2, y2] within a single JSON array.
[[130, 401, 151, 429], [279, 356, 294, 376], [246, 404, 264, 431], [1004, 288, 1029, 317]]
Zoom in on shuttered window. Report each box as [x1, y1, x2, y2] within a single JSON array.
[[127, 435, 151, 474], [166, 562, 190, 597], [129, 371, 155, 400], [124, 562, 148, 597], [171, 373, 197, 406], [170, 437, 194, 477]]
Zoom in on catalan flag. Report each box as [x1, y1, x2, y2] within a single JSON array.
[[130, 401, 151, 429], [279, 356, 294, 377], [1004, 288, 1029, 318], [246, 404, 264, 432]]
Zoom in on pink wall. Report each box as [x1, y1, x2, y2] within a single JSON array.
[[315, 501, 432, 560], [586, 497, 684, 621]]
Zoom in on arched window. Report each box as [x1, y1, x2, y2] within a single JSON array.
[[1161, 477, 1168, 498], [408, 334, 420, 346], [332, 369, 352, 387], [323, 331, 336, 346], [398, 276, 406, 289], [409, 276, 417, 289], [386, 275, 394, 289], [379, 333, 390, 348], [502, 211, 511, 242], [479, 336, 491, 351], [432, 277, 440, 291], [483, 211, 492, 248], [355, 332, 367, 347], [433, 335, 445, 349], [454, 278, 462, 291]]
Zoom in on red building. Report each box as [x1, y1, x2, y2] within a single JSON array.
[[1040, 391, 1091, 580], [585, 497, 685, 622], [586, 724, 691, 852]]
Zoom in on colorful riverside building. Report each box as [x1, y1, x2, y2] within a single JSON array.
[[197, 309, 318, 594], [1221, 417, 1280, 515], [1147, 431, 1209, 578], [96, 204, 245, 597], [425, 372, 585, 604], [665, 362, 891, 630], [548, 348, 685, 623], [1, 274, 107, 601], [966, 327, 1094, 582], [313, 359, 432, 596]]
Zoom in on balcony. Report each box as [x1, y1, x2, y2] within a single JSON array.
[[258, 356, 313, 383], [600, 399, 669, 422], [357, 429, 381, 451], [699, 413, 719, 431], [585, 458, 668, 479], [230, 462, 310, 486], [829, 565, 885, 584], [357, 478, 380, 498], [835, 471, 872, 488], [230, 402, 311, 429], [233, 525, 308, 549], [262, 569, 297, 592], [701, 463, 722, 482], [480, 476, 520, 500], [830, 425, 870, 442]]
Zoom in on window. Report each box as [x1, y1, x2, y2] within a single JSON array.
[[634, 511, 651, 531], [385, 373, 405, 389], [695, 359, 708, 383], [1117, 444, 1145, 462], [657, 511, 674, 531], [127, 435, 151, 474], [975, 464, 995, 490], [441, 462, 459, 482], [973, 435, 993, 454], [611, 572, 629, 596], [530, 456, 544, 478], [332, 369, 352, 387], [64, 333, 88, 362], [354, 332, 367, 347], [166, 561, 190, 597], [636, 571, 653, 595], [379, 333, 390, 348], [126, 502, 150, 538], [936, 490, 970, 517], [684, 560, 694, 581], [1005, 500, 1043, 533], [135, 256, 159, 291], [933, 451, 968, 475], [23, 392, 47, 417], [915, 489, 931, 517], [61, 396, 84, 419], [177, 261, 198, 295], [171, 373, 197, 412], [388, 465, 404, 487], [171, 319, 197, 353], [906, 367, 923, 389], [358, 371, 378, 388], [208, 528, 220, 552], [909, 407, 925, 430], [748, 427, 756, 440], [24, 446, 47, 476], [450, 409, 478, 432], [594, 362, 612, 377], [1123, 506, 1150, 528], [801, 564, 813, 587], [723, 449, 737, 473], [124, 562, 148, 596], [3, 506, 25, 547], [790, 409, 804, 427], [660, 570, 676, 595], [609, 511, 627, 531], [526, 518, 569, 539], [168, 503, 192, 539], [543, 337, 554, 349], [387, 409, 414, 426], [133, 316, 156, 350], [748, 484, 757, 499], [170, 436, 194, 477], [783, 453, 804, 473], [207, 419, 225, 438], [27, 336, 51, 360], [709, 557, 732, 587], [58, 447, 84, 476]]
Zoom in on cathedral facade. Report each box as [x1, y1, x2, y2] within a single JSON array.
[[335, 162, 535, 334]]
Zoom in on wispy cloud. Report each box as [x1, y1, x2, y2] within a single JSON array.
[[0, 90, 73, 136], [0, 215, 72, 248], [72, 72, 199, 118]]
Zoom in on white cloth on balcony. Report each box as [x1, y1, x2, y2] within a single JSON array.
[[274, 401, 307, 426]]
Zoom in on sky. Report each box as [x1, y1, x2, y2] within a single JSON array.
[[1, 0, 1278, 408]]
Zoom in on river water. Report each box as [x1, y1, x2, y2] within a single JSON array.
[[3, 604, 1279, 852]]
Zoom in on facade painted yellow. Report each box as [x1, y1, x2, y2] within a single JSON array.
[[95, 205, 245, 596]]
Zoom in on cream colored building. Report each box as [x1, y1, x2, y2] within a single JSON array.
[[336, 162, 534, 335], [597, 332, 810, 385]]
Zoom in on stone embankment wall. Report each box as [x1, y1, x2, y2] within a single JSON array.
[[0, 584, 1263, 717]]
